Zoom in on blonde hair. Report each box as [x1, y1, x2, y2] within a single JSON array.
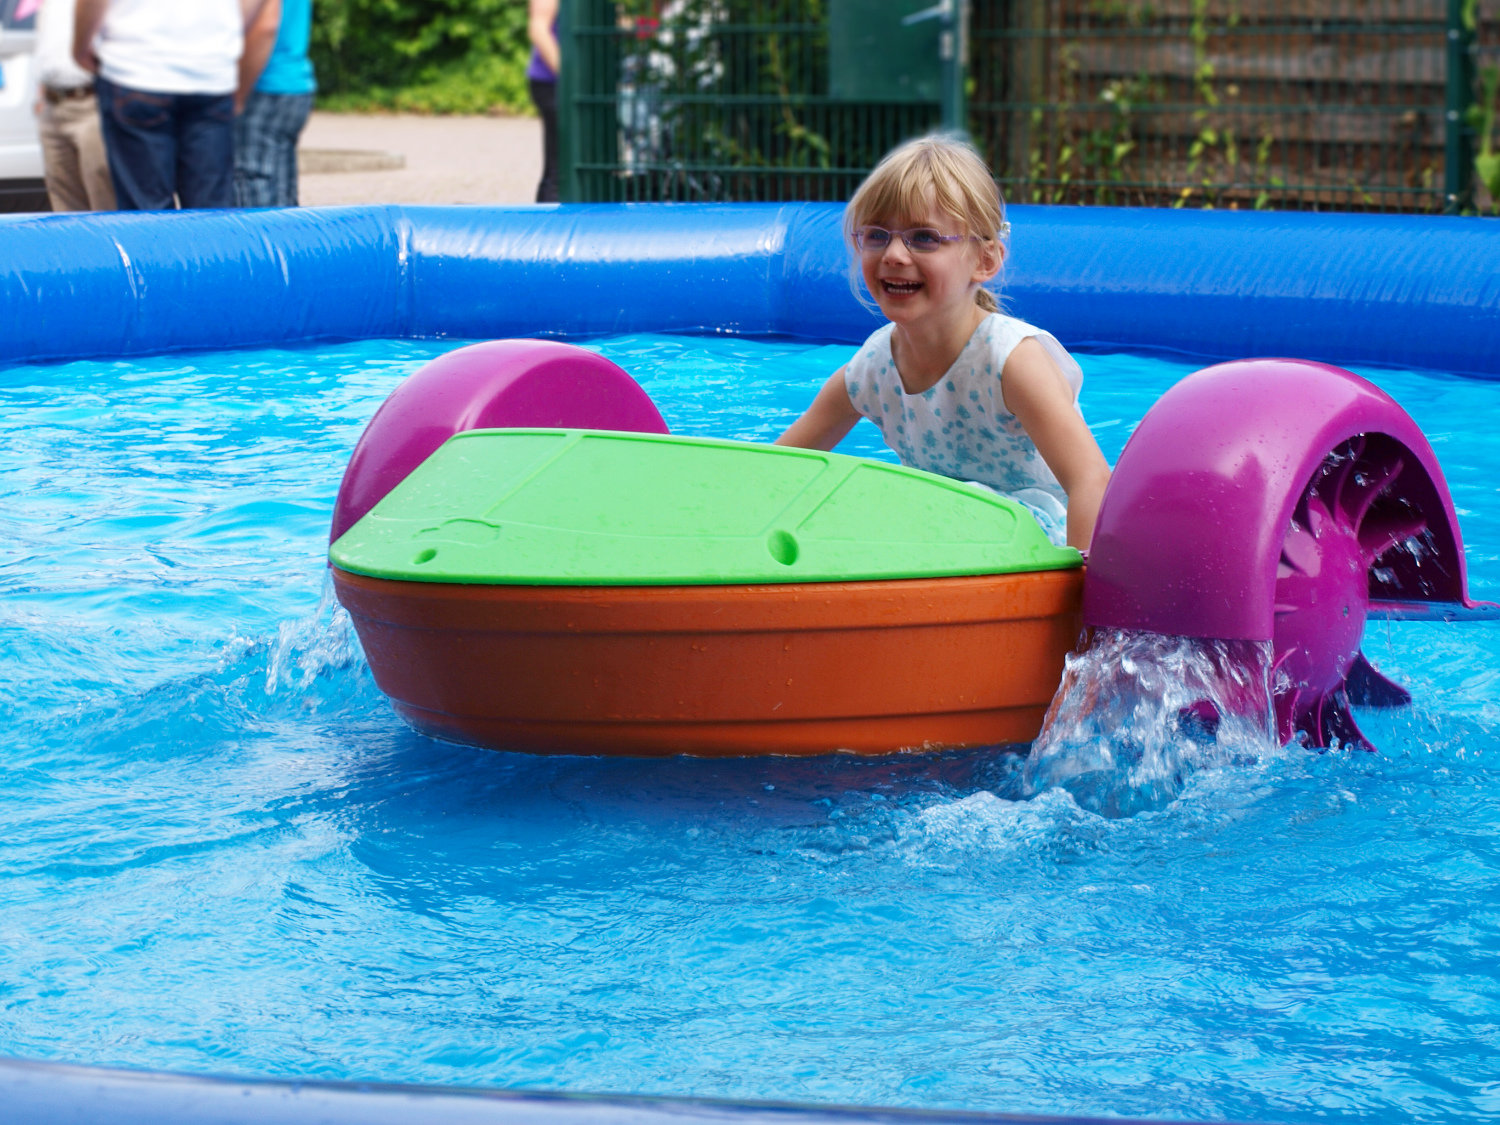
[[845, 133, 1008, 314]]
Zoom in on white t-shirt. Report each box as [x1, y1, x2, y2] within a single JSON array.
[[36, 0, 94, 91], [93, 0, 243, 94]]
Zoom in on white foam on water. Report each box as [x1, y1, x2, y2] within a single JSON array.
[[264, 572, 363, 698], [1021, 628, 1282, 818]]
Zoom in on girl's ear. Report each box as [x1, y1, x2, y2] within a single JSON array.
[[971, 239, 1003, 284]]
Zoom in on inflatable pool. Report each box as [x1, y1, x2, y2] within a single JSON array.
[[4, 201, 1500, 1123]]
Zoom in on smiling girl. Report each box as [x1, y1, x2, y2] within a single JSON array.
[[776, 134, 1111, 551]]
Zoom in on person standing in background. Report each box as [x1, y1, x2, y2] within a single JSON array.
[[527, 0, 559, 202], [72, 0, 268, 209], [234, 0, 315, 207], [33, 0, 115, 211]]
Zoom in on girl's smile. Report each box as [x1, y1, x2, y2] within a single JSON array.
[[879, 278, 924, 297]]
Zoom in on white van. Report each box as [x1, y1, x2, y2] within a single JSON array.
[[0, 0, 47, 212]]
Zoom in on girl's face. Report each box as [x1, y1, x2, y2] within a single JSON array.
[[858, 201, 1000, 328]]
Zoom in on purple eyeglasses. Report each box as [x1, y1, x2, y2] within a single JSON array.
[[853, 226, 970, 254]]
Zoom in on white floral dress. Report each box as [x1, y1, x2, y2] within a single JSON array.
[[843, 313, 1086, 545]]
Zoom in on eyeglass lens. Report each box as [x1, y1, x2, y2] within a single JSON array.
[[858, 227, 947, 253]]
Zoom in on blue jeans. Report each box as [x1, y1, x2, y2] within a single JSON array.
[[234, 90, 313, 208], [96, 77, 235, 210]]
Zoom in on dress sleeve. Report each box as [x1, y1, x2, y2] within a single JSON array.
[[842, 325, 893, 421], [990, 316, 1084, 408]]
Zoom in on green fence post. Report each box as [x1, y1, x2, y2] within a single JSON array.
[[1445, 0, 1476, 214], [948, 0, 969, 135], [935, 0, 966, 133], [557, 0, 577, 203]]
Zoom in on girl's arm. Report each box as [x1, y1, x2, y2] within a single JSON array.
[[775, 367, 862, 451], [1001, 338, 1113, 552], [529, 0, 561, 75]]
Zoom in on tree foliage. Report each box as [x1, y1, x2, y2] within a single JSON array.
[[311, 0, 533, 115]]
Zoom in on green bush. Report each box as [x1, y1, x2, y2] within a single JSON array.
[[311, 0, 534, 115]]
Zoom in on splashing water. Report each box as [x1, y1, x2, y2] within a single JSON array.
[[263, 573, 363, 698], [1021, 628, 1281, 817]]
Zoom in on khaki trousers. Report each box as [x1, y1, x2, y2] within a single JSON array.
[[39, 94, 117, 212]]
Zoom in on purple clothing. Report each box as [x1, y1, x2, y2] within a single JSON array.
[[527, 19, 557, 83]]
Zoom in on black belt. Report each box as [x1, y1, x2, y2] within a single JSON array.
[[43, 84, 95, 105]]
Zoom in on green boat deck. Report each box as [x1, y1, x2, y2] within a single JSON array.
[[329, 429, 1081, 585]]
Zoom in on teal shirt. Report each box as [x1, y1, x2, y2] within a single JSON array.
[[256, 0, 316, 95]]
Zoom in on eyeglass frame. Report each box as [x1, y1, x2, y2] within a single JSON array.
[[852, 222, 1012, 255]]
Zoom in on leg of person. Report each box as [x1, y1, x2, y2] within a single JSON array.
[[530, 78, 559, 203], [64, 95, 117, 211], [95, 78, 180, 211], [234, 90, 277, 207], [38, 98, 89, 212], [175, 92, 236, 209], [237, 91, 313, 207], [243, 91, 313, 207], [271, 93, 314, 207]]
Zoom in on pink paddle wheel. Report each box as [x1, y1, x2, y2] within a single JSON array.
[[1084, 359, 1489, 749]]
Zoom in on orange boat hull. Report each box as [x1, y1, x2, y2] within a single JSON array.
[[332, 568, 1084, 757]]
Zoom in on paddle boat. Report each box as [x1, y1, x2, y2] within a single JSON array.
[[329, 339, 1488, 757]]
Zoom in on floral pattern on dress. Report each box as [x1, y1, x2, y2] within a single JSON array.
[[843, 313, 1086, 521]]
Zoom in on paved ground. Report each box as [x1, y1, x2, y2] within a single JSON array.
[[297, 111, 543, 207]]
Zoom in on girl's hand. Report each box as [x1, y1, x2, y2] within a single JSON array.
[[1001, 338, 1113, 551]]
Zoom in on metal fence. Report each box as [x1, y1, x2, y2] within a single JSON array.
[[559, 0, 943, 201], [976, 0, 1490, 213], [559, 0, 1499, 213]]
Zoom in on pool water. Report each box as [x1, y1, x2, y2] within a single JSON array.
[[2, 335, 1498, 1124]]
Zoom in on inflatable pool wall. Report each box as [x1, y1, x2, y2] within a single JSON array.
[[0, 1057, 1213, 1125], [4, 203, 1498, 376], [3, 202, 1498, 1121]]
